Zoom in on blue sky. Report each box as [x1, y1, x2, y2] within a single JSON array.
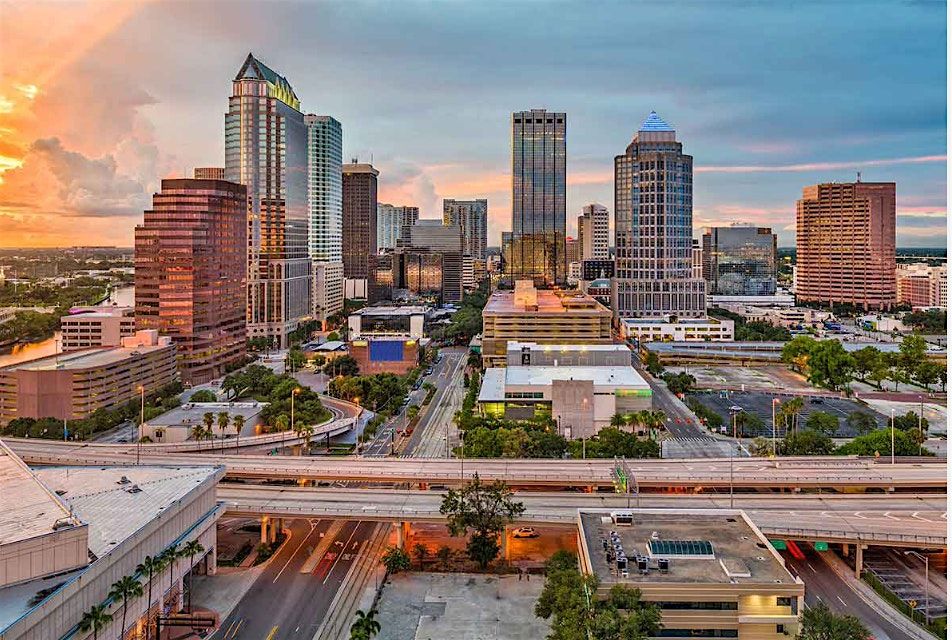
[[0, 0, 946, 247]]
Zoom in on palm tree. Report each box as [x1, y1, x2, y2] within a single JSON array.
[[136, 555, 163, 640], [79, 604, 113, 640], [349, 608, 381, 640], [181, 540, 205, 613], [109, 575, 143, 640], [232, 414, 245, 453], [412, 542, 428, 570], [295, 422, 314, 455], [644, 410, 666, 440], [202, 412, 215, 442], [274, 414, 290, 433], [189, 424, 207, 442], [162, 544, 181, 614], [217, 412, 230, 453], [609, 413, 626, 430]]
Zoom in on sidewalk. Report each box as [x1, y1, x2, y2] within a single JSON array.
[[190, 565, 263, 622], [820, 551, 936, 640]]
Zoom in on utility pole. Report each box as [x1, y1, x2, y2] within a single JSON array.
[[891, 408, 895, 464], [137, 385, 144, 465]]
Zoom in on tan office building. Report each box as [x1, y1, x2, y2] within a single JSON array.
[[60, 306, 135, 351], [796, 181, 896, 310], [0, 330, 177, 425], [578, 509, 804, 639], [481, 281, 613, 367]]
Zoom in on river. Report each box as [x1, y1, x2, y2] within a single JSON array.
[[0, 285, 134, 368]]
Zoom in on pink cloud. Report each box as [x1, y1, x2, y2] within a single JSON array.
[[696, 155, 945, 174]]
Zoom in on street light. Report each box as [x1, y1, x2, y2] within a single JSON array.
[[291, 387, 301, 446], [136, 385, 144, 465], [918, 395, 924, 456], [890, 408, 895, 465], [771, 398, 781, 456], [904, 550, 930, 625]]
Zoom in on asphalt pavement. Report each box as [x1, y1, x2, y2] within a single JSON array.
[[784, 546, 914, 640], [210, 518, 377, 640]]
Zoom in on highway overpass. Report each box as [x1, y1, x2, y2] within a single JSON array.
[[6, 439, 946, 492], [218, 485, 948, 549]]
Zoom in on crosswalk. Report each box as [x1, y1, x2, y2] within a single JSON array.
[[662, 436, 735, 459]]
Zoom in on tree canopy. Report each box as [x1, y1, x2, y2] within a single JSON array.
[[440, 474, 525, 568]]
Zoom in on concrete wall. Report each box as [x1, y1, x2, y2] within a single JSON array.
[[551, 379, 595, 439]]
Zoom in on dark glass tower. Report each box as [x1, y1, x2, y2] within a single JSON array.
[[508, 109, 566, 286]]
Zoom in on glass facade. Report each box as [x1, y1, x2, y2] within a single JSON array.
[[509, 109, 566, 286], [341, 163, 379, 279], [225, 54, 311, 348], [702, 226, 777, 295], [305, 115, 342, 263], [443, 198, 488, 259], [612, 112, 706, 319]]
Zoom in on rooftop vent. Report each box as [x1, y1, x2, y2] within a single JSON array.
[[117, 476, 131, 485], [648, 540, 714, 559], [125, 484, 142, 494], [720, 558, 751, 579], [52, 517, 73, 531]]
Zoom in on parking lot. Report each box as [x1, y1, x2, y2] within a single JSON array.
[[667, 365, 815, 393], [689, 390, 886, 437]]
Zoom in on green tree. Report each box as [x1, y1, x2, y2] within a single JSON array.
[[181, 540, 205, 612], [777, 396, 804, 433], [851, 346, 882, 382], [781, 335, 816, 374], [806, 340, 855, 390], [162, 544, 181, 612], [805, 411, 840, 437], [778, 429, 834, 456], [440, 474, 525, 569], [202, 412, 215, 439], [136, 555, 164, 640], [893, 410, 929, 433], [609, 413, 627, 429], [349, 608, 381, 640], [231, 414, 245, 450], [662, 371, 695, 395], [643, 350, 664, 376], [325, 354, 360, 377], [914, 361, 945, 391], [189, 389, 217, 403], [295, 421, 314, 454], [79, 604, 113, 640], [898, 334, 928, 379], [217, 411, 230, 441], [837, 428, 930, 457], [436, 545, 453, 570], [381, 546, 412, 574], [412, 542, 428, 570], [846, 411, 878, 435], [109, 575, 143, 640], [798, 602, 869, 640], [273, 414, 290, 432]]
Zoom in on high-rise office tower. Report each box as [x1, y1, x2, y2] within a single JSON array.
[[225, 53, 310, 348], [702, 226, 777, 296], [135, 178, 247, 384], [305, 115, 344, 323], [509, 109, 566, 286], [378, 204, 419, 251], [578, 203, 610, 260], [194, 167, 224, 180], [443, 198, 488, 259], [796, 181, 896, 310], [342, 161, 379, 281], [612, 111, 705, 319]]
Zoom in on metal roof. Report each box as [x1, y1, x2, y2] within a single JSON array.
[[639, 111, 675, 132]]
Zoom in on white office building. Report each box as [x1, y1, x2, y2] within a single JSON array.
[[305, 114, 344, 325]]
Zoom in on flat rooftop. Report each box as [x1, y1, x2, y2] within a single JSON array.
[[145, 402, 266, 429], [623, 316, 728, 326], [0, 444, 75, 546], [0, 343, 170, 372], [579, 509, 797, 587], [506, 341, 630, 353], [33, 465, 222, 558], [645, 340, 946, 355], [484, 290, 611, 316], [479, 366, 648, 402], [353, 305, 428, 317]]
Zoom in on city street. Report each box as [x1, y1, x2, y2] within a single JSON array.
[[210, 518, 377, 640], [784, 546, 914, 640]]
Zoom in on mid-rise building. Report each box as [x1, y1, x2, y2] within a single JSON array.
[[566, 236, 580, 264], [0, 330, 177, 425], [509, 109, 567, 286], [796, 180, 896, 310], [225, 53, 311, 348], [620, 316, 735, 344], [481, 281, 613, 367], [342, 162, 379, 284], [896, 263, 947, 309], [577, 509, 803, 638], [478, 365, 651, 438], [506, 341, 632, 367], [0, 442, 222, 640], [702, 226, 777, 296], [378, 204, 419, 251], [60, 306, 135, 351], [305, 115, 345, 323], [692, 238, 703, 280], [347, 306, 428, 375], [135, 178, 247, 384], [443, 198, 488, 259], [612, 112, 705, 319], [578, 203, 610, 260], [193, 167, 224, 180]]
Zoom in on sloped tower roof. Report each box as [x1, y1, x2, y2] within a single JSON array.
[[234, 53, 300, 109], [638, 111, 675, 132]]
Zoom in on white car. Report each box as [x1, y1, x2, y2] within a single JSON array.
[[512, 527, 539, 539]]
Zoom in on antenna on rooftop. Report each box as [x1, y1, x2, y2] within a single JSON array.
[[857, 171, 862, 183]]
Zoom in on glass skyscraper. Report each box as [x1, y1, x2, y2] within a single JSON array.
[[305, 115, 344, 323], [443, 198, 488, 259], [701, 226, 778, 296], [612, 111, 706, 318], [508, 109, 566, 286], [225, 53, 311, 348]]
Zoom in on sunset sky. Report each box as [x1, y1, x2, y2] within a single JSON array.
[[0, 0, 946, 248]]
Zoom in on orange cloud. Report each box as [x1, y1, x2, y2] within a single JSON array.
[[696, 155, 946, 174]]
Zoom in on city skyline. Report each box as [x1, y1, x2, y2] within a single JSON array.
[[0, 1, 946, 249]]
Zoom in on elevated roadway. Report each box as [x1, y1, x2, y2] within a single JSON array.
[[6, 439, 946, 491], [218, 486, 948, 549]]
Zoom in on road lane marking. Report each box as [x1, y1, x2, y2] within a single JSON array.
[[266, 626, 278, 640], [808, 563, 817, 573], [836, 595, 847, 606], [323, 524, 363, 585], [273, 523, 317, 583], [229, 619, 244, 639]]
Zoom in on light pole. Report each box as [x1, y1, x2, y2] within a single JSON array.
[[918, 395, 924, 456], [904, 550, 930, 625], [771, 398, 780, 456], [890, 408, 895, 464], [291, 387, 300, 446], [136, 385, 144, 465]]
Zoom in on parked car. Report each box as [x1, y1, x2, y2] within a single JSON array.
[[512, 527, 539, 539]]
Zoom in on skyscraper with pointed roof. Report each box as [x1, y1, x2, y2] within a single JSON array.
[[612, 111, 706, 319], [225, 53, 311, 348]]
